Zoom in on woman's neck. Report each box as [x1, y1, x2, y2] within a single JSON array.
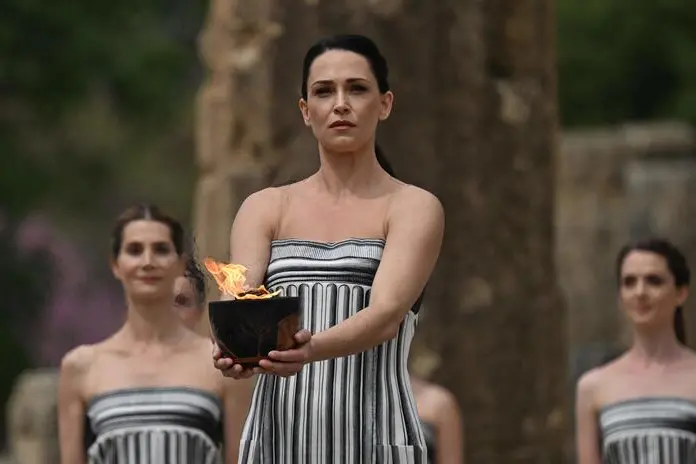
[[629, 326, 685, 365], [122, 297, 184, 344], [316, 142, 385, 196]]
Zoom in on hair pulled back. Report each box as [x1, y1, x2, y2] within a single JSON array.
[[616, 237, 691, 344]]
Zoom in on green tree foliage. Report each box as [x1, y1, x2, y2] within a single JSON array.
[[558, 0, 696, 127], [0, 0, 207, 220]]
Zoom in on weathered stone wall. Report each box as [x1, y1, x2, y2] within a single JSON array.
[[559, 121, 696, 385]]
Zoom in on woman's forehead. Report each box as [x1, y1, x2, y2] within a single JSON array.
[[122, 220, 171, 242], [621, 251, 669, 274], [308, 50, 373, 84]]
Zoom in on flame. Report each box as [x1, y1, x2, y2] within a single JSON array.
[[202, 258, 279, 300]]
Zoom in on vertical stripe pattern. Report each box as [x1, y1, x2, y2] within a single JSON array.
[[599, 397, 696, 463], [239, 238, 427, 463], [85, 387, 223, 464]]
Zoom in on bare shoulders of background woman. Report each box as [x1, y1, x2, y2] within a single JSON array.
[[60, 344, 97, 388], [577, 348, 696, 409]]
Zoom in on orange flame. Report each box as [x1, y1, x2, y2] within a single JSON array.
[[202, 258, 279, 300]]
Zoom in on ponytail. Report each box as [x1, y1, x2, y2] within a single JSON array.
[[375, 143, 396, 178], [674, 306, 687, 344]]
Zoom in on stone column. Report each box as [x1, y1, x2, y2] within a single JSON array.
[[411, 1, 569, 462], [193, 0, 291, 335]]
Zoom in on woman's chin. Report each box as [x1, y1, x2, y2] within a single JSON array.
[[130, 287, 169, 302], [321, 138, 364, 153], [628, 311, 670, 330]]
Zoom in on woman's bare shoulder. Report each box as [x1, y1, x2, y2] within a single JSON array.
[[185, 332, 232, 392], [241, 186, 287, 209], [384, 184, 444, 239], [576, 355, 627, 407], [426, 382, 460, 412], [390, 183, 443, 215], [60, 344, 99, 377]]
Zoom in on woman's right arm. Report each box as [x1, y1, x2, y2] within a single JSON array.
[[58, 345, 92, 464], [575, 370, 602, 464]]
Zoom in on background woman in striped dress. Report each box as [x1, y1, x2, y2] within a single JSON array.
[[58, 204, 239, 464], [212, 34, 445, 463], [575, 238, 696, 463]]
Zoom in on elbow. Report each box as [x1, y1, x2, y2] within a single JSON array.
[[376, 319, 401, 344]]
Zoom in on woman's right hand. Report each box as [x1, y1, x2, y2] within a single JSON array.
[[212, 342, 259, 379]]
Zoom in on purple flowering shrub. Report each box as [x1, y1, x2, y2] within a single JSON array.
[[13, 213, 124, 367]]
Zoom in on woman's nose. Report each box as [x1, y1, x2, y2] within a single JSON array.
[[141, 249, 154, 267], [333, 91, 349, 114]]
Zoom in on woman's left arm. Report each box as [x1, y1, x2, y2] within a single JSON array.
[[265, 186, 444, 371]]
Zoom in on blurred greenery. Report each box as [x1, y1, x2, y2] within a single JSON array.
[[0, 0, 207, 224], [0, 223, 52, 449], [558, 0, 696, 126]]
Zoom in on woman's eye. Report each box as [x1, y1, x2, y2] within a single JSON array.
[[125, 243, 143, 255], [154, 243, 172, 255]]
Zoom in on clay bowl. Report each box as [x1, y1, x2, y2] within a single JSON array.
[[209, 296, 301, 368]]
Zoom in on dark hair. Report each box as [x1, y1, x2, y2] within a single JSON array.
[[300, 34, 390, 99], [301, 34, 396, 178], [184, 255, 207, 307], [616, 238, 691, 344], [110, 204, 185, 258]]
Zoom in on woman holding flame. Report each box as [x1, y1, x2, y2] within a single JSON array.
[[58, 205, 238, 464], [212, 34, 444, 463]]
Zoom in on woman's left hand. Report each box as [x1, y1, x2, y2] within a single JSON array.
[[259, 329, 313, 377]]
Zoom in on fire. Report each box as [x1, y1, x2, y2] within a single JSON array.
[[202, 258, 279, 300]]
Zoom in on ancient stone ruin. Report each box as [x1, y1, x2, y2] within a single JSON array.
[[4, 0, 696, 462]]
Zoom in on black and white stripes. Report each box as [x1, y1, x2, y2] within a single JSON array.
[[600, 397, 696, 463], [239, 238, 427, 463], [85, 387, 223, 464]]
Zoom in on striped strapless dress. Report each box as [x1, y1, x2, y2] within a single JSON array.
[[599, 397, 696, 463], [239, 238, 427, 463], [84, 387, 223, 464]]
